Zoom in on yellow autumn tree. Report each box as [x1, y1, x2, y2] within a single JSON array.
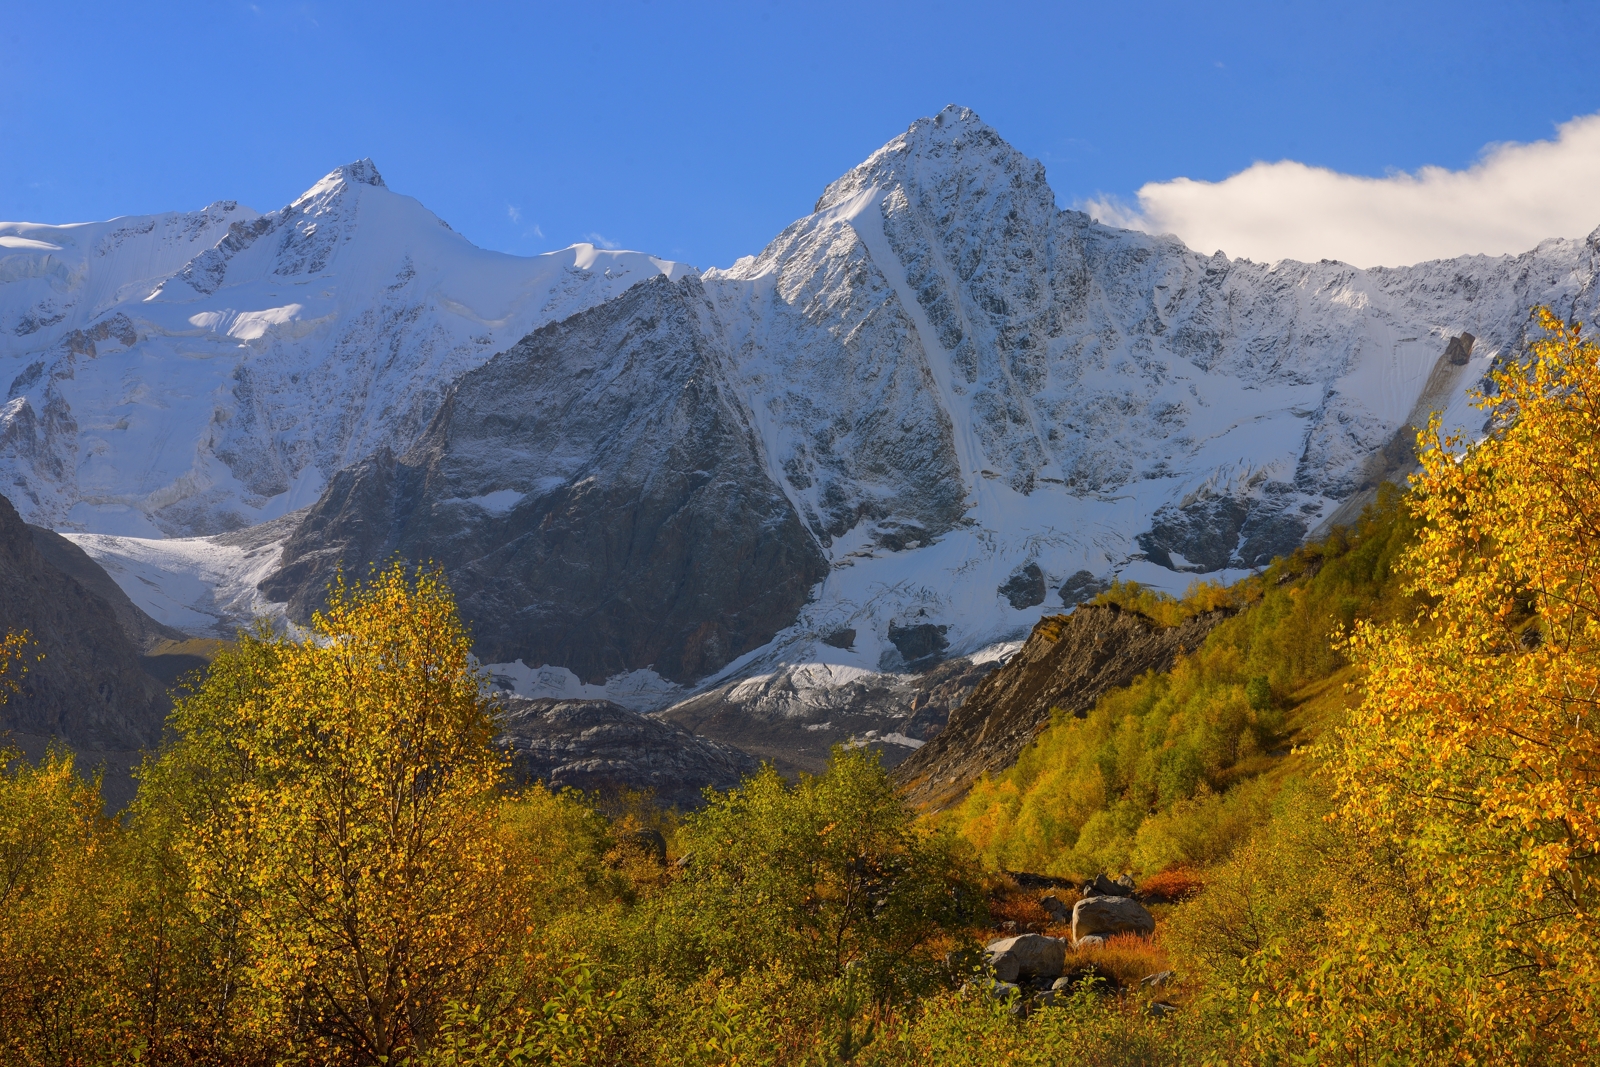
[[1313, 310, 1600, 1060], [0, 627, 34, 701], [160, 564, 524, 1064], [0, 745, 128, 1065]]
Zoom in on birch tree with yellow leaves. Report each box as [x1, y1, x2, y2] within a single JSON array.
[[159, 564, 525, 1064], [1317, 309, 1600, 1059]]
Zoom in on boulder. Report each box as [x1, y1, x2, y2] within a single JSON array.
[[984, 933, 1068, 982], [1072, 894, 1155, 944], [1039, 894, 1070, 924], [1082, 872, 1137, 898], [1073, 934, 1108, 950]]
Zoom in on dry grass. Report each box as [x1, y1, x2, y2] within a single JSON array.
[[1137, 867, 1204, 904], [988, 893, 1054, 933], [1089, 577, 1256, 628], [145, 636, 229, 660], [1068, 931, 1172, 991]]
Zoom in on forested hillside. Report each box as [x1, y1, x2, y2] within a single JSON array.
[[3, 310, 1599, 1063]]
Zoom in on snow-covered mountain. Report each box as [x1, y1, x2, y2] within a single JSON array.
[[0, 160, 687, 536], [261, 108, 1600, 684], [12, 107, 1600, 770]]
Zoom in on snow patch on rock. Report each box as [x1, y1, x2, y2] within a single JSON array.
[[485, 660, 683, 712]]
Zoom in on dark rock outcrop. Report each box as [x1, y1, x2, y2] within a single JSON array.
[[1083, 872, 1138, 898], [1058, 570, 1109, 606], [1137, 487, 1307, 572], [657, 654, 1000, 777], [0, 492, 168, 761], [1445, 332, 1476, 366], [892, 604, 1228, 809], [820, 628, 856, 650], [999, 562, 1046, 609], [26, 524, 186, 652], [887, 621, 949, 667], [261, 275, 830, 684], [497, 696, 758, 810]]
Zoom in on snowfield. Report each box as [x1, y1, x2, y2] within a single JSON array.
[[1, 160, 686, 535]]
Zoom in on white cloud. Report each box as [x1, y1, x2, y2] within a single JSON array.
[[505, 207, 544, 240], [1082, 112, 1600, 268], [583, 232, 621, 250]]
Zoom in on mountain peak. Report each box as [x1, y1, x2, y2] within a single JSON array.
[[289, 159, 387, 214], [814, 105, 1037, 215], [927, 103, 985, 132], [338, 158, 385, 188]]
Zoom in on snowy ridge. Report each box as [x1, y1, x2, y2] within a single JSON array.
[[1, 161, 687, 535], [675, 106, 1600, 692], [61, 523, 295, 639], [484, 661, 684, 712], [16, 109, 1600, 738]]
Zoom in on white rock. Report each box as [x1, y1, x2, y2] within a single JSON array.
[[984, 933, 1068, 981]]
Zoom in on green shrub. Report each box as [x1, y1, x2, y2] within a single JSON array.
[[627, 748, 982, 1003]]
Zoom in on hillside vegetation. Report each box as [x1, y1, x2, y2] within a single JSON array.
[[2, 309, 1600, 1063], [951, 484, 1419, 877]]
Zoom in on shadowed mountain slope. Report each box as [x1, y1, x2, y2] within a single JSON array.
[[893, 604, 1229, 810]]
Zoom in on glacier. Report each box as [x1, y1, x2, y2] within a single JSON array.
[[0, 159, 687, 536]]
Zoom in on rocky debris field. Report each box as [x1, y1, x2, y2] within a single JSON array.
[[972, 870, 1174, 1017], [497, 695, 759, 810]]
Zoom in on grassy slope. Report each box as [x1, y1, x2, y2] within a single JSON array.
[[943, 486, 1418, 879]]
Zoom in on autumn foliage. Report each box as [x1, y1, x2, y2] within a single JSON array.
[[149, 565, 520, 1062], [1319, 310, 1600, 1058], [9, 313, 1600, 1062], [1, 626, 35, 700]]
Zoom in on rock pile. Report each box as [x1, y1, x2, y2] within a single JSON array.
[[975, 873, 1162, 1013]]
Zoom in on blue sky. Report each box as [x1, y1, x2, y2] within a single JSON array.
[[5, 0, 1600, 268]]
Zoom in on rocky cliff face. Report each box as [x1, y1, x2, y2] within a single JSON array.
[[655, 654, 1000, 777], [257, 106, 1600, 700], [0, 492, 168, 753], [26, 525, 187, 653], [0, 162, 686, 537], [498, 696, 757, 810], [261, 275, 829, 683], [27, 108, 1600, 798], [892, 604, 1229, 810]]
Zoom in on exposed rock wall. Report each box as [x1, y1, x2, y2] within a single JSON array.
[[893, 604, 1227, 810], [262, 275, 830, 684], [0, 492, 167, 752], [498, 696, 758, 810], [657, 655, 999, 777], [26, 525, 187, 652]]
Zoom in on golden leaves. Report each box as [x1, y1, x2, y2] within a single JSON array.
[[1329, 307, 1600, 1047], [0, 629, 38, 705], [163, 562, 523, 1061]]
